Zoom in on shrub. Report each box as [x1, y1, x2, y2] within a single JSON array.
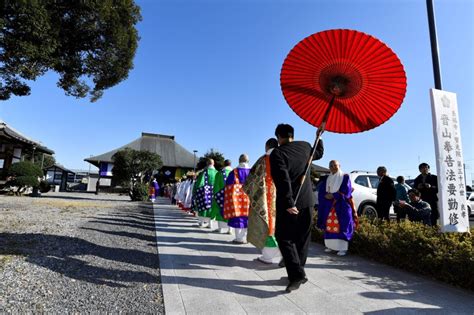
[[6, 161, 43, 194], [312, 218, 474, 290], [129, 182, 149, 201], [39, 180, 51, 193], [8, 161, 43, 178]]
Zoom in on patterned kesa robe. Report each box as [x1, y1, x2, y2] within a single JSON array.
[[212, 166, 232, 222], [192, 167, 219, 218], [243, 155, 278, 250], [225, 167, 250, 228]]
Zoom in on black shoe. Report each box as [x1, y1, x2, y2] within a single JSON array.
[[285, 279, 304, 293], [278, 260, 285, 268]]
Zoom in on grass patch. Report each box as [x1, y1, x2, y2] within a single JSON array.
[[0, 255, 17, 270], [32, 199, 109, 209]]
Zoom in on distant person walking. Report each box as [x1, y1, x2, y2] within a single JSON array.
[[149, 177, 160, 203], [270, 123, 324, 293], [414, 163, 439, 226], [376, 166, 396, 221], [317, 160, 357, 256], [95, 177, 100, 195]]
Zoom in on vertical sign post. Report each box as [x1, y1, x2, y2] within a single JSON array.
[[430, 89, 469, 232]]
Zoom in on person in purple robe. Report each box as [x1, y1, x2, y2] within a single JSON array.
[[317, 160, 357, 256], [149, 176, 160, 203], [225, 154, 251, 244]]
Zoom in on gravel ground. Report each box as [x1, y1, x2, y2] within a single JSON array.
[[0, 192, 164, 313]]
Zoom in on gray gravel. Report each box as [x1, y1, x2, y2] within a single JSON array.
[[0, 192, 164, 313]]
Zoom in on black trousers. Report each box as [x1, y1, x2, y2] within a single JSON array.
[[275, 206, 313, 282], [427, 201, 439, 226], [376, 202, 391, 221]]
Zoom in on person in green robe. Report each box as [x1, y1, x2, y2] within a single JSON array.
[[192, 158, 218, 229], [212, 159, 233, 234], [243, 138, 282, 264]]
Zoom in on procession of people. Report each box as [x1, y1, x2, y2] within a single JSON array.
[[151, 123, 444, 293]]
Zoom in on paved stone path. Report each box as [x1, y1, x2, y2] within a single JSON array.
[[154, 204, 474, 315]]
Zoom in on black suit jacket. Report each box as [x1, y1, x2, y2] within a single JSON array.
[[376, 175, 396, 205], [269, 140, 324, 211], [414, 173, 439, 203]]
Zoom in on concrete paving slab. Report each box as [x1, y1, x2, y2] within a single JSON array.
[[154, 204, 474, 314], [179, 288, 246, 315]]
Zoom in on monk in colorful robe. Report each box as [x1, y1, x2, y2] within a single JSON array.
[[224, 154, 251, 244], [317, 160, 357, 256], [244, 138, 282, 264], [183, 178, 195, 212], [213, 159, 232, 234], [149, 177, 160, 203], [192, 159, 218, 228]]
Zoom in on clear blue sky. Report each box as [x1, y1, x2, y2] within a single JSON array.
[[1, 0, 473, 182]]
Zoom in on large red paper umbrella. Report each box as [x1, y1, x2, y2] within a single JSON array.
[[281, 29, 407, 134], [280, 29, 407, 202]]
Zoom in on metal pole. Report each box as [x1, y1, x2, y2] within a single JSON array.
[[31, 146, 36, 163], [427, 0, 443, 90], [193, 150, 197, 175]]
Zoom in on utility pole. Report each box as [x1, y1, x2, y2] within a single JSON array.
[[193, 150, 198, 176], [427, 0, 443, 89]]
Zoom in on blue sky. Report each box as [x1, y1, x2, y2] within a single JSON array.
[[1, 0, 473, 182]]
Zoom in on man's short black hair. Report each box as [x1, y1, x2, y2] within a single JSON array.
[[224, 159, 232, 167], [408, 188, 421, 197], [265, 138, 278, 149], [275, 124, 294, 139], [419, 162, 430, 170], [396, 176, 404, 183]]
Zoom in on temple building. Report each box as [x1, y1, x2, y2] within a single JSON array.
[[84, 132, 196, 186], [0, 120, 54, 184]]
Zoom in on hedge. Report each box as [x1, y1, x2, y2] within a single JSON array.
[[312, 218, 474, 291]]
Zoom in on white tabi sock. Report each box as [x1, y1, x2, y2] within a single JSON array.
[[259, 247, 282, 264], [234, 228, 247, 242]]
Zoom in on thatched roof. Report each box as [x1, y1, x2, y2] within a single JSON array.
[[85, 132, 196, 168]]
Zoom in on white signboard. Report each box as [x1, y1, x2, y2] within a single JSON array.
[[430, 89, 469, 232]]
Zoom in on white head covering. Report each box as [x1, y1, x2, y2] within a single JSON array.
[[326, 169, 344, 193], [238, 162, 250, 169]]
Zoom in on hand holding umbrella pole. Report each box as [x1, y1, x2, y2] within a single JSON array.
[[294, 94, 335, 204]]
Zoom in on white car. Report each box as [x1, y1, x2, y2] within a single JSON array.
[[467, 193, 474, 217], [314, 171, 394, 218]]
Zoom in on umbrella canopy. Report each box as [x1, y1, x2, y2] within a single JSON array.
[[281, 29, 407, 133]]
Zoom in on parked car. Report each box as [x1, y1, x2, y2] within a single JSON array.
[[405, 179, 415, 188], [314, 171, 395, 219], [467, 193, 474, 217]]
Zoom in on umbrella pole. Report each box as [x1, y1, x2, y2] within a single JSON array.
[[294, 95, 336, 205]]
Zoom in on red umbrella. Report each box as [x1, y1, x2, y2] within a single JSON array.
[[280, 29, 407, 201], [281, 29, 407, 133]]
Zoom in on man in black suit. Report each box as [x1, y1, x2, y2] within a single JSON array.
[[376, 166, 396, 221], [414, 163, 439, 226], [270, 124, 324, 293]]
